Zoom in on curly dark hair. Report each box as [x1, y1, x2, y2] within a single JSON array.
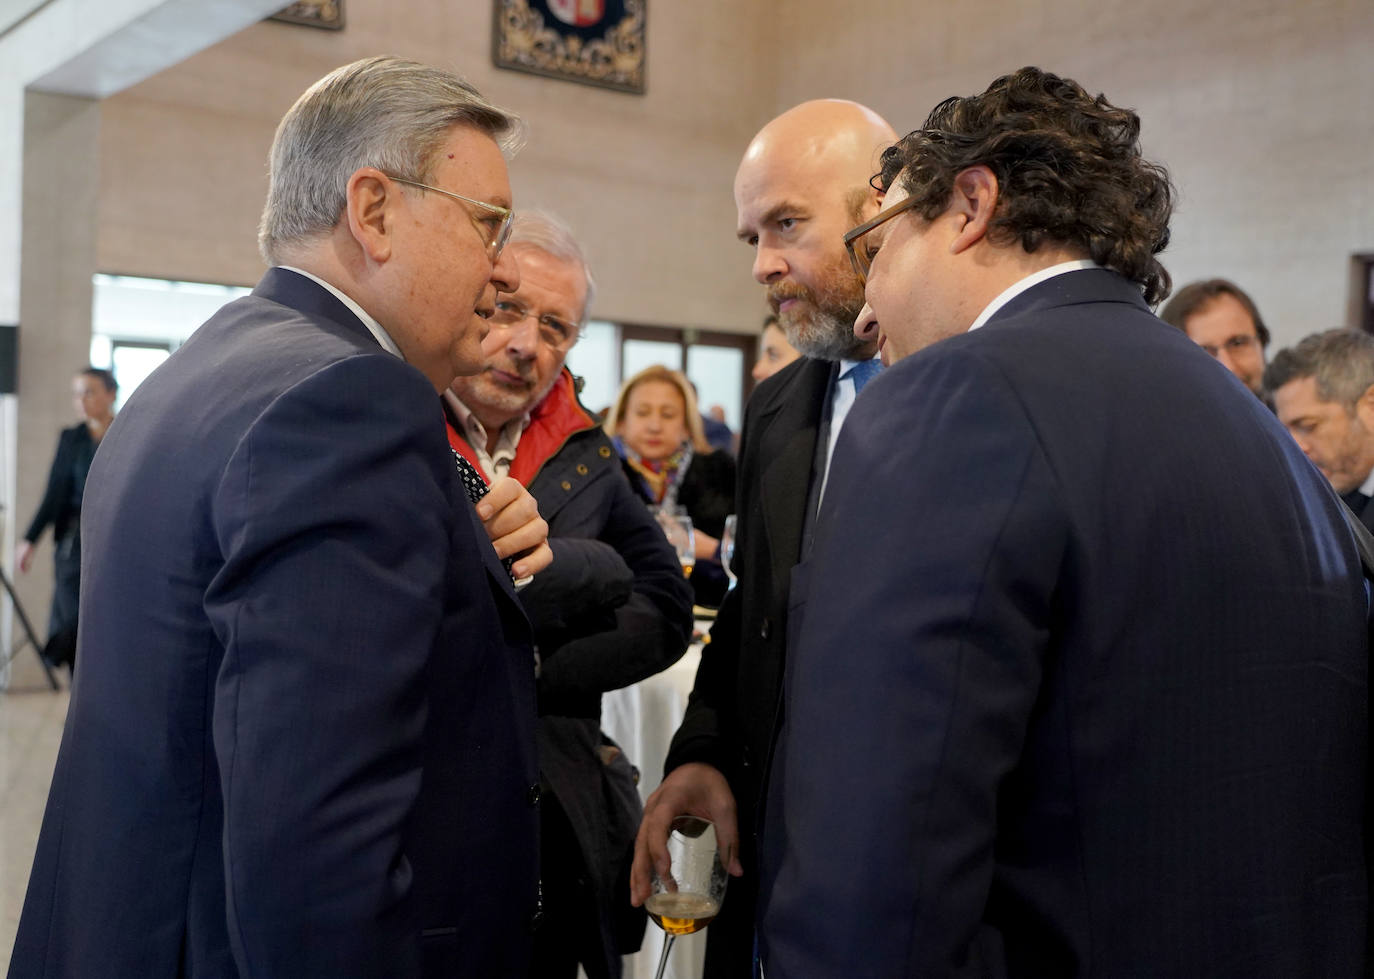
[[877, 67, 1175, 305]]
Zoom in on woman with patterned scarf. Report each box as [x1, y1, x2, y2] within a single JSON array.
[[605, 365, 736, 607]]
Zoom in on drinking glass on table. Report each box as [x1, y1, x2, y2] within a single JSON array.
[[655, 509, 696, 578], [645, 816, 729, 979], [719, 514, 738, 592]]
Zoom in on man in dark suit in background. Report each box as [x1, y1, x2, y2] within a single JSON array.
[[10, 56, 552, 979], [763, 67, 1369, 977], [1266, 328, 1374, 532], [632, 99, 896, 977]]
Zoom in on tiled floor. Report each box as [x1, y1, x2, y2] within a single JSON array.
[[0, 660, 69, 973]]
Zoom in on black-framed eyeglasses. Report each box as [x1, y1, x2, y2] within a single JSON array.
[[489, 296, 579, 350], [387, 175, 514, 262], [843, 196, 920, 283]]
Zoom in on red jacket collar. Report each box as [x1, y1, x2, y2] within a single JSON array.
[[446, 369, 595, 487]]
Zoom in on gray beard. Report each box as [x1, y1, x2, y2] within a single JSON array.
[[783, 304, 870, 362]]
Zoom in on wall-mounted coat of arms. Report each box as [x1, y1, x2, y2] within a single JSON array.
[[493, 0, 645, 94]]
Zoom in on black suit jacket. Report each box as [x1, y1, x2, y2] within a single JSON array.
[[23, 422, 94, 545], [10, 269, 540, 979], [664, 355, 833, 976], [762, 269, 1369, 978], [1345, 490, 1374, 534]]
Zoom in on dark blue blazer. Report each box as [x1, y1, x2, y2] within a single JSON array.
[[761, 269, 1369, 977], [9, 269, 540, 978]]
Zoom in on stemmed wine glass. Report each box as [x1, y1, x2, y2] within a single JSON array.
[[655, 508, 696, 578], [644, 816, 729, 979], [719, 514, 738, 592]]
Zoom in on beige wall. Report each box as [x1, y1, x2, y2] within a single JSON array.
[[96, 0, 775, 332], [764, 0, 1374, 350]]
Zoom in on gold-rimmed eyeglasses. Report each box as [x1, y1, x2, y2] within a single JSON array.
[[387, 175, 514, 262], [489, 296, 579, 351], [843, 196, 920, 284]]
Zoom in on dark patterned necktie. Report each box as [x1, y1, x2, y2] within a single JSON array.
[[452, 449, 490, 507], [452, 449, 516, 577]]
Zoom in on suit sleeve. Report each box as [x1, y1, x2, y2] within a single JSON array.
[[205, 354, 452, 978], [762, 349, 1067, 978], [531, 468, 694, 703]]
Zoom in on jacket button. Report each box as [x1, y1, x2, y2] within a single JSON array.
[[561, 480, 572, 491], [527, 783, 541, 806], [576, 463, 588, 475], [599, 446, 612, 458], [759, 617, 772, 640], [529, 909, 545, 933]]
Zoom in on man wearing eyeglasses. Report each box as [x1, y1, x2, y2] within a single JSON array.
[[445, 210, 694, 979], [1160, 278, 1272, 399], [631, 99, 896, 978], [762, 68, 1368, 978], [10, 57, 553, 979]]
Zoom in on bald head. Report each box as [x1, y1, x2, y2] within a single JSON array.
[[735, 100, 896, 362], [737, 100, 896, 200]]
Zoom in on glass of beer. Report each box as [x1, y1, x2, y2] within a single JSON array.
[[655, 508, 696, 578], [645, 815, 728, 979]]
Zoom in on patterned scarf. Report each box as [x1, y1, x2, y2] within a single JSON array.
[[615, 437, 693, 509]]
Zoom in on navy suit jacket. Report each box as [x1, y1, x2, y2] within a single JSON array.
[[761, 269, 1369, 977], [10, 269, 540, 978]]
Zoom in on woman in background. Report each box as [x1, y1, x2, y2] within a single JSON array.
[[15, 367, 118, 671], [752, 312, 802, 383], [605, 365, 735, 607]]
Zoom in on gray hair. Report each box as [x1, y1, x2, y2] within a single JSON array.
[[258, 56, 524, 264], [506, 210, 598, 326], [1263, 328, 1374, 406]]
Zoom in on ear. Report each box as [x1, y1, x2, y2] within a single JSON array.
[[947, 164, 999, 255], [1355, 382, 1374, 428], [344, 167, 395, 264]]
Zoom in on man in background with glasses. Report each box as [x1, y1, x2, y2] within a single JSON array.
[[11, 57, 552, 979], [1161, 278, 1272, 400], [632, 99, 896, 978], [446, 210, 693, 978], [762, 67, 1369, 978]]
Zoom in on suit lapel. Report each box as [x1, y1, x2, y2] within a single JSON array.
[[757, 359, 834, 581]]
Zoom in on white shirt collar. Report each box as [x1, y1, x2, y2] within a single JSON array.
[[966, 260, 1101, 333], [443, 390, 529, 480], [277, 266, 404, 359], [1359, 466, 1374, 498]]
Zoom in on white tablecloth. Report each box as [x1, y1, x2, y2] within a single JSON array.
[[600, 634, 708, 979]]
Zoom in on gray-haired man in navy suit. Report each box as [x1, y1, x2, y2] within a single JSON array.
[[11, 56, 552, 979]]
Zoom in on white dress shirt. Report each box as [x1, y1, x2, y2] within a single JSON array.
[[442, 390, 529, 480], [818, 354, 883, 507]]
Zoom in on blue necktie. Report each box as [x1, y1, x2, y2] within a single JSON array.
[[842, 357, 882, 395]]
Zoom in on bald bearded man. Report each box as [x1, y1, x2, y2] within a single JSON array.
[[632, 99, 896, 978]]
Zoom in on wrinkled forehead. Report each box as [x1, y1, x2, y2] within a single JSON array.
[[735, 148, 860, 229]]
